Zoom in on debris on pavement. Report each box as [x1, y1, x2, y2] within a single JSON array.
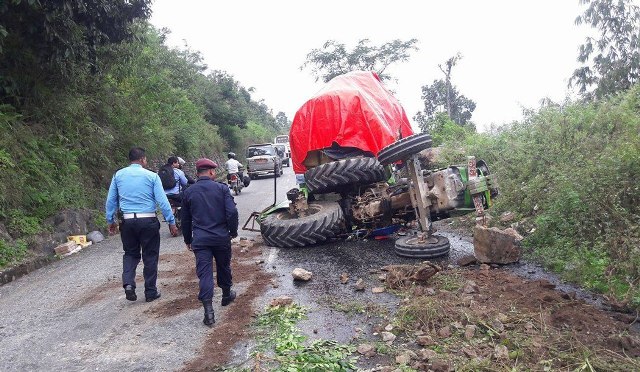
[[86, 231, 104, 243], [269, 296, 293, 307], [291, 267, 312, 281], [383, 262, 440, 289], [340, 272, 349, 284]]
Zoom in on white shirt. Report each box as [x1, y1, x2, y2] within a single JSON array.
[[225, 158, 242, 173]]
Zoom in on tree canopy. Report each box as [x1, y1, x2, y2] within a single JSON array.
[[0, 0, 151, 105], [415, 54, 476, 134], [0, 14, 280, 237], [570, 0, 640, 99], [275, 111, 291, 131], [301, 39, 419, 83]]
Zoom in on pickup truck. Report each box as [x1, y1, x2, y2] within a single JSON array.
[[246, 143, 283, 179]]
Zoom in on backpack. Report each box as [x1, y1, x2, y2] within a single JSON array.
[[158, 164, 177, 190]]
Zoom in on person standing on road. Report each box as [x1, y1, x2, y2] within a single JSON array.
[[181, 158, 238, 327], [105, 147, 179, 303]]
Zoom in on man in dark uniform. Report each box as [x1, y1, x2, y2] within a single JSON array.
[[105, 147, 179, 302], [181, 158, 239, 326]]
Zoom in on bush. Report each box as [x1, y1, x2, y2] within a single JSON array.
[[436, 86, 640, 307], [0, 239, 28, 269]]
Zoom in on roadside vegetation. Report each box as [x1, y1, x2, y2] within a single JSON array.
[[433, 88, 640, 309], [1, 0, 638, 315], [418, 0, 640, 309], [0, 1, 288, 267]]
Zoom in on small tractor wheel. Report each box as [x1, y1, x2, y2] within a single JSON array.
[[394, 235, 450, 258]]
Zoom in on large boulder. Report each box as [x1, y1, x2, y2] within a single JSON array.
[[473, 225, 523, 264]]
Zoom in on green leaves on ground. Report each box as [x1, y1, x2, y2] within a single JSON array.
[[253, 304, 357, 371]]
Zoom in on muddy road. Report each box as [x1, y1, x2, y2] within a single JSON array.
[[0, 166, 638, 371]]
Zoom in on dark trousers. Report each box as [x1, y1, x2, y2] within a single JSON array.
[[120, 217, 161, 297], [192, 241, 232, 301]]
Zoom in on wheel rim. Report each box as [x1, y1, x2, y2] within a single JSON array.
[[274, 205, 322, 221], [404, 236, 441, 246]]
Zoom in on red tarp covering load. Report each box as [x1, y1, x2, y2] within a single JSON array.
[[289, 70, 414, 174]]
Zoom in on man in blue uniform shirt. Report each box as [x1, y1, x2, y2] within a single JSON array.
[[181, 158, 238, 326], [105, 147, 178, 302]]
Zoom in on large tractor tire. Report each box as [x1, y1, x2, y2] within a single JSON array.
[[394, 234, 450, 258], [377, 133, 433, 165], [304, 157, 386, 194], [260, 201, 345, 248]]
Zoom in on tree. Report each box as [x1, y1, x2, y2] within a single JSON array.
[[415, 54, 476, 133], [0, 0, 151, 105], [275, 112, 290, 130], [570, 0, 640, 99], [301, 39, 419, 83]]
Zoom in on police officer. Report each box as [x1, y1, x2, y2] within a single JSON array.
[[105, 147, 178, 302], [181, 158, 239, 326]]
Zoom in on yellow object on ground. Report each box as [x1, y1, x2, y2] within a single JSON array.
[[67, 235, 87, 245]]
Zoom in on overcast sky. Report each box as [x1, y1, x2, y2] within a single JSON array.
[[150, 0, 596, 132]]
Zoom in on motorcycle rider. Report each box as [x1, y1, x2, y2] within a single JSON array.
[[224, 152, 244, 185], [165, 156, 189, 206], [177, 156, 196, 185]]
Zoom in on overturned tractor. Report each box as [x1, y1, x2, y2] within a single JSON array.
[[248, 71, 497, 258], [257, 133, 498, 258]]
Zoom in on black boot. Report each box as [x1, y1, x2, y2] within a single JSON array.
[[221, 286, 236, 306], [202, 300, 215, 327], [124, 285, 137, 301]]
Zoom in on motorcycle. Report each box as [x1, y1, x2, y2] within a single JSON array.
[[168, 199, 182, 231], [228, 172, 244, 195]]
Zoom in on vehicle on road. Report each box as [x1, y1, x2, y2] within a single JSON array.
[[246, 143, 283, 179], [228, 172, 244, 195], [273, 143, 290, 167], [252, 71, 498, 258], [168, 198, 182, 232]]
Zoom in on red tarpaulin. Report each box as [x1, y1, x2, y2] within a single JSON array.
[[290, 71, 414, 174]]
